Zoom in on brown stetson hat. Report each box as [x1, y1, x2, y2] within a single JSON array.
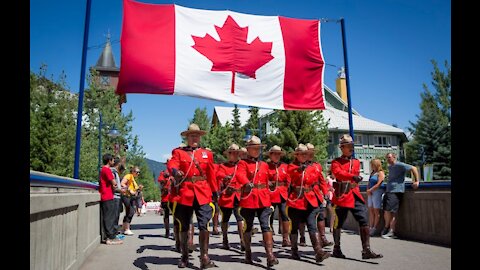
[[180, 123, 207, 137], [265, 145, 286, 156], [223, 143, 241, 155], [245, 135, 266, 148], [339, 134, 354, 145], [293, 143, 309, 154]]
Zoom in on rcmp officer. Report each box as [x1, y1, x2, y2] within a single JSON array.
[[306, 143, 333, 247], [239, 146, 259, 235], [158, 169, 173, 238], [286, 144, 330, 263], [216, 143, 245, 251], [167, 146, 195, 254], [266, 145, 291, 247], [236, 136, 279, 267], [331, 134, 382, 259], [167, 124, 218, 269]]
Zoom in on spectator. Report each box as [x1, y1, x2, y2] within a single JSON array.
[[110, 158, 126, 238], [99, 153, 123, 245], [367, 159, 385, 236], [120, 166, 140, 236], [381, 153, 420, 239]]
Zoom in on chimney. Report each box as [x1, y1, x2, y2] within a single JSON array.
[[335, 67, 347, 103]]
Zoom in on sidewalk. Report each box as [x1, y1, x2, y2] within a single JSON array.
[[80, 211, 451, 270]]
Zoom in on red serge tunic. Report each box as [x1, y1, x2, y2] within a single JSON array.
[[157, 171, 171, 203], [167, 147, 218, 206], [310, 162, 327, 204], [331, 157, 365, 208], [286, 162, 320, 210], [216, 161, 242, 208], [236, 158, 271, 209], [267, 162, 290, 203]]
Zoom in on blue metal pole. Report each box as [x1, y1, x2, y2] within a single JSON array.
[[98, 112, 102, 178], [73, 0, 93, 179], [340, 18, 356, 158]]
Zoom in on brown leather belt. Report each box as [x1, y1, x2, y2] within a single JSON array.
[[274, 182, 288, 187], [294, 186, 315, 194], [185, 176, 206, 183], [226, 186, 242, 192], [253, 183, 267, 189], [333, 181, 358, 198]]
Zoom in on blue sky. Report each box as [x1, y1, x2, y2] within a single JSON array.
[[30, 0, 450, 162]]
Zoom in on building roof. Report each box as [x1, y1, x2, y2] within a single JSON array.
[[323, 106, 405, 134], [213, 106, 273, 126], [94, 33, 117, 70], [214, 105, 404, 135]]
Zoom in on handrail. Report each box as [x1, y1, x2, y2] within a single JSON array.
[[359, 180, 451, 192], [30, 170, 99, 190]]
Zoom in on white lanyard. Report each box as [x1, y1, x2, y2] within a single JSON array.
[[288, 166, 306, 202], [220, 163, 238, 194], [269, 164, 280, 193], [240, 161, 258, 200], [174, 149, 195, 187]]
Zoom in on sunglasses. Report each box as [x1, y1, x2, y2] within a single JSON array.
[[135, 171, 141, 174]]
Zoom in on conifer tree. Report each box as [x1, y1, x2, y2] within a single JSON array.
[[406, 60, 451, 179]]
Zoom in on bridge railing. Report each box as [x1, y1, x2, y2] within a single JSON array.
[[30, 171, 100, 270], [342, 180, 451, 246]]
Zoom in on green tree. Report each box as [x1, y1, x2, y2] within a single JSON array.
[[245, 106, 260, 135], [80, 68, 134, 181], [265, 110, 329, 165], [231, 104, 245, 146], [406, 60, 451, 180], [188, 107, 211, 147], [205, 122, 233, 163], [30, 65, 144, 183], [30, 66, 78, 177]]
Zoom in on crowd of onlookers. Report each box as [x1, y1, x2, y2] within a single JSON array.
[[98, 154, 146, 245]]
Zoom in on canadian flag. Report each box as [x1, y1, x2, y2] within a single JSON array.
[[117, 0, 326, 110]]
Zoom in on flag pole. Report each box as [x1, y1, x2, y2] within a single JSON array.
[[73, 0, 93, 179], [339, 18, 356, 158]]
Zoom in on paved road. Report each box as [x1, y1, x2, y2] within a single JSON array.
[[80, 211, 451, 270]]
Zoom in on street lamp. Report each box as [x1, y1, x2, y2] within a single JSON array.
[[98, 112, 121, 175]]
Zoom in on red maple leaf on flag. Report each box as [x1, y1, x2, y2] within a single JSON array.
[[192, 15, 274, 94]]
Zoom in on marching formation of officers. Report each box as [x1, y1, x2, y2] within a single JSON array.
[[157, 123, 382, 269]]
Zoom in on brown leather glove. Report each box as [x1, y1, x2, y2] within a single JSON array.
[[243, 182, 254, 193], [353, 175, 363, 183]]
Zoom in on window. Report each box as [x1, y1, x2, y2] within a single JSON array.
[[101, 76, 110, 86], [354, 134, 363, 146], [374, 135, 391, 147]]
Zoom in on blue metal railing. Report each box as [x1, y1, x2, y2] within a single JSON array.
[[30, 170, 99, 190], [359, 180, 451, 192]]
